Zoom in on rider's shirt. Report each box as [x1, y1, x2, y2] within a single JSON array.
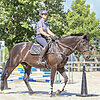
[[36, 18, 48, 47], [36, 18, 48, 35]]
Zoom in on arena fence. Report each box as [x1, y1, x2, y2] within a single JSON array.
[[65, 61, 100, 72]]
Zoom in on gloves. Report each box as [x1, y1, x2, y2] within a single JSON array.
[[49, 35, 59, 41], [54, 35, 59, 39]]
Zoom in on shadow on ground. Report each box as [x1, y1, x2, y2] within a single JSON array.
[[5, 90, 100, 97]]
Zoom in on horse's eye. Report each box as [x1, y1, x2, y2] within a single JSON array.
[[82, 43, 85, 46]]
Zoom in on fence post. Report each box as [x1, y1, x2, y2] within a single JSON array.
[[73, 63, 76, 72], [95, 63, 97, 71], [78, 62, 80, 72]]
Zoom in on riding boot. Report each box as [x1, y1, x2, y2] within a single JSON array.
[[38, 46, 48, 65]]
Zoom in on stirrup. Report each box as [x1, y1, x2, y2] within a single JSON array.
[[37, 59, 45, 66]]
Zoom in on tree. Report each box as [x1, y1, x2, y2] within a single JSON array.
[[0, 0, 100, 52], [64, 0, 100, 43], [0, 0, 41, 50], [68, 0, 100, 57], [49, 0, 100, 41], [0, 0, 65, 50]]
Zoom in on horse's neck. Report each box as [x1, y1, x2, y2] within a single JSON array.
[[59, 36, 80, 48], [58, 36, 80, 56]]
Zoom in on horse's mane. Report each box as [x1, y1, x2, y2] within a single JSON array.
[[68, 33, 84, 36], [59, 33, 90, 41], [59, 33, 85, 39]]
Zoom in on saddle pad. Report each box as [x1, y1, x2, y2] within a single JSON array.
[[30, 41, 53, 55], [30, 44, 43, 55]]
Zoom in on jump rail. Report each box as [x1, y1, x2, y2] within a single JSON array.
[[0, 61, 100, 71]]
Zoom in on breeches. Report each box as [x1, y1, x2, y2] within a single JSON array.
[[36, 36, 48, 47]]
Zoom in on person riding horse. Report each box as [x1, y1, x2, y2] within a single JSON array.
[[36, 10, 58, 65], [0, 10, 90, 96]]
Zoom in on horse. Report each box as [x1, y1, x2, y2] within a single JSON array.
[[1, 33, 90, 96]]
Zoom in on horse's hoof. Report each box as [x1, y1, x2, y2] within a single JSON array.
[[1, 87, 4, 91], [49, 93, 55, 97], [5, 87, 11, 90], [56, 89, 61, 95], [29, 91, 35, 95]]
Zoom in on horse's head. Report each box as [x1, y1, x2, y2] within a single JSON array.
[[77, 35, 90, 60]]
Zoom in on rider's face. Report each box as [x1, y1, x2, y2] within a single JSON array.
[[41, 14, 47, 20]]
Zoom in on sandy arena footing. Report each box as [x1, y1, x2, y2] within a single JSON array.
[[0, 72, 100, 100]]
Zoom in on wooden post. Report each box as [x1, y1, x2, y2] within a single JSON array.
[[78, 62, 80, 72], [73, 63, 76, 72], [95, 63, 97, 71]]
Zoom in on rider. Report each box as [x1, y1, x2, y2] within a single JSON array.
[[36, 10, 57, 65]]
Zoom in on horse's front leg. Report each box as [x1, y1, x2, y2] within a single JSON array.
[[56, 67, 68, 95], [49, 66, 57, 97]]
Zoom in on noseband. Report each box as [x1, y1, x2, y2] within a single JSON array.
[[81, 49, 89, 53]]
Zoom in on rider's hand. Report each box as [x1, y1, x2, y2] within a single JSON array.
[[54, 35, 59, 39], [49, 35, 59, 41]]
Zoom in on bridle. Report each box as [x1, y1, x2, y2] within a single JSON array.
[[55, 37, 89, 54]]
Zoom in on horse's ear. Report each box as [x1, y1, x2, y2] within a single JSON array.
[[83, 35, 90, 41]]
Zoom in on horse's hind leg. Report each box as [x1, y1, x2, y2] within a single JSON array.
[[56, 67, 68, 95], [1, 58, 20, 91], [22, 63, 34, 94]]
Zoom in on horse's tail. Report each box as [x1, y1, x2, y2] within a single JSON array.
[[1, 53, 11, 91], [1, 52, 11, 80]]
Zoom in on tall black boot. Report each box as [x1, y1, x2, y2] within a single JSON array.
[[38, 47, 48, 65]]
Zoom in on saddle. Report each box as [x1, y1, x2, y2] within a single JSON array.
[[30, 42, 52, 55], [30, 43, 43, 55]]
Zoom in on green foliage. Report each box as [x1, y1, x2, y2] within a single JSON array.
[[0, 0, 65, 49], [48, 0, 100, 54], [64, 0, 100, 40], [49, 0, 100, 42], [0, 0, 44, 49], [0, 0, 100, 50], [48, 14, 64, 37]]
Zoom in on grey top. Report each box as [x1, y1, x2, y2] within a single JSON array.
[[36, 18, 49, 35]]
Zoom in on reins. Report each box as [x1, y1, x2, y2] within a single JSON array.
[[55, 38, 83, 52], [48, 35, 89, 56]]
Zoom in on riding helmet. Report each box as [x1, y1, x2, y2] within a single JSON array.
[[39, 10, 48, 16]]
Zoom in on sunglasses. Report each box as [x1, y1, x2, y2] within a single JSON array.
[[42, 14, 47, 15]]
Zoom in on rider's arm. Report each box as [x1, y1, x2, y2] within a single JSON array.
[[47, 28, 55, 36], [39, 27, 50, 37]]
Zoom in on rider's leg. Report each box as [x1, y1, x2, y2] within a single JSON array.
[[39, 45, 48, 62], [36, 36, 48, 65]]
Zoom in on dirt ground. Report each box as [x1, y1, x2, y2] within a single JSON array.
[[0, 72, 100, 100]]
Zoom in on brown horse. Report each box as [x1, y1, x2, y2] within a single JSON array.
[[1, 33, 90, 96]]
